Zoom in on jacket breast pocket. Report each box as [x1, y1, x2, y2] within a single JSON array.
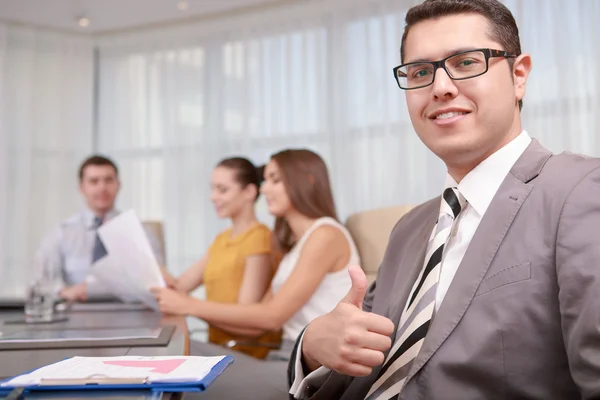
[[475, 261, 531, 297]]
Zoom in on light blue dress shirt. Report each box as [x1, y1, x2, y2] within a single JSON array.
[[38, 209, 165, 297]]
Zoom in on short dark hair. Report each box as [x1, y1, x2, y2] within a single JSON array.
[[78, 155, 119, 181], [401, 0, 523, 110], [216, 157, 262, 200]]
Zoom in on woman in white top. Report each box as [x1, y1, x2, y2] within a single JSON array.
[[153, 148, 360, 358]]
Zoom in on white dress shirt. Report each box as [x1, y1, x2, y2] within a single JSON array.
[[290, 131, 532, 398], [38, 208, 165, 297]]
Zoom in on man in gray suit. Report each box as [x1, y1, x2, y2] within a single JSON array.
[[288, 0, 600, 399]]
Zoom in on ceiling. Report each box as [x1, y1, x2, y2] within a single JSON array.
[[0, 0, 282, 34]]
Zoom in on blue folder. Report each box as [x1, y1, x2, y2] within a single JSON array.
[[0, 356, 234, 396]]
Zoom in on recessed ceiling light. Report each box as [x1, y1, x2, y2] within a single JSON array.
[[78, 17, 90, 28], [177, 1, 189, 11]]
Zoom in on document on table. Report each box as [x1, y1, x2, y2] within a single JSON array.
[[91, 210, 166, 310], [0, 356, 228, 387]]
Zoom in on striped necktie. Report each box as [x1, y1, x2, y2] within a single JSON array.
[[365, 187, 466, 400]]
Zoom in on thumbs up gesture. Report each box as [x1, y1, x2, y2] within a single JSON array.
[[301, 265, 395, 376]]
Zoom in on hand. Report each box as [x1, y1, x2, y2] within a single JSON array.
[[151, 287, 193, 315], [59, 282, 88, 302], [159, 266, 178, 289], [302, 265, 395, 376]]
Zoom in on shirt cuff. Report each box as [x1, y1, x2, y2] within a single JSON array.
[[289, 330, 332, 399]]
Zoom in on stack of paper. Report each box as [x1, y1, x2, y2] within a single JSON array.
[[91, 210, 166, 309], [1, 356, 228, 387]]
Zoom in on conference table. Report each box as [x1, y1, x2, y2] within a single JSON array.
[[0, 305, 288, 399]]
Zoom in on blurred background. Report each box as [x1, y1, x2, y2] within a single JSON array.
[[1, 0, 599, 294]]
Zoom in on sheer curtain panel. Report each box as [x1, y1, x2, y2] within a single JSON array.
[[95, 0, 600, 274], [0, 23, 94, 296]]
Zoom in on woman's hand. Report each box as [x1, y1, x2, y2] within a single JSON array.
[[159, 266, 178, 289], [151, 287, 194, 315]]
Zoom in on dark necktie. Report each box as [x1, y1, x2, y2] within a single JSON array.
[[92, 216, 108, 263]]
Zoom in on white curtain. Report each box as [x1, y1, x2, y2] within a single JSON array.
[[95, 0, 600, 274], [0, 24, 94, 295]]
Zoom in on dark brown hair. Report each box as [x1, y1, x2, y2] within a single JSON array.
[[78, 155, 118, 181], [269, 149, 338, 254], [401, 0, 523, 110], [216, 157, 262, 200]]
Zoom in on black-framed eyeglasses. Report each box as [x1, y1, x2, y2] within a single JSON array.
[[393, 48, 517, 90]]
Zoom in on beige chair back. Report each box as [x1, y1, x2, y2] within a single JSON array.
[[345, 205, 414, 284], [142, 220, 166, 262]]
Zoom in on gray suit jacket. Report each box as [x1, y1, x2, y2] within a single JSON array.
[[289, 140, 600, 399]]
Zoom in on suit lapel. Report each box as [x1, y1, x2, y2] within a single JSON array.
[[355, 201, 438, 394], [386, 203, 438, 339], [403, 140, 552, 384]]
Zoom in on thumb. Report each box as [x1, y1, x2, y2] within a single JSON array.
[[343, 265, 368, 308]]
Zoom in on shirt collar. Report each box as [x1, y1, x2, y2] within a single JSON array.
[[444, 130, 532, 217], [83, 208, 119, 229]]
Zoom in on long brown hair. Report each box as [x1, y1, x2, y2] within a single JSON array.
[[269, 149, 338, 254]]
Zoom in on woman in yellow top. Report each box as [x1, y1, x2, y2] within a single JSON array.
[[162, 157, 279, 358], [154, 149, 357, 362]]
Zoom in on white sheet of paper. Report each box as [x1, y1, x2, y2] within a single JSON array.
[[91, 210, 166, 309], [1, 356, 226, 387], [90, 256, 139, 304]]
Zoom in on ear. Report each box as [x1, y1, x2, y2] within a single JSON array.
[[244, 184, 258, 201], [513, 53, 532, 105]]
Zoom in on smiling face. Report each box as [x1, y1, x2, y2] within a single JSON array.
[[403, 13, 531, 180], [210, 166, 256, 219], [79, 165, 120, 215], [260, 160, 293, 217]]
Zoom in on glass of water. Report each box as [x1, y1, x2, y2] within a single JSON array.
[[24, 254, 60, 322]]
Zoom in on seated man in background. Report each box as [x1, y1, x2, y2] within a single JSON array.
[[38, 155, 165, 302]]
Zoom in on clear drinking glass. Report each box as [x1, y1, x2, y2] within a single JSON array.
[[24, 253, 60, 322]]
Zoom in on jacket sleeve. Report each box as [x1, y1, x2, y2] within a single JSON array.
[[556, 165, 600, 399]]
